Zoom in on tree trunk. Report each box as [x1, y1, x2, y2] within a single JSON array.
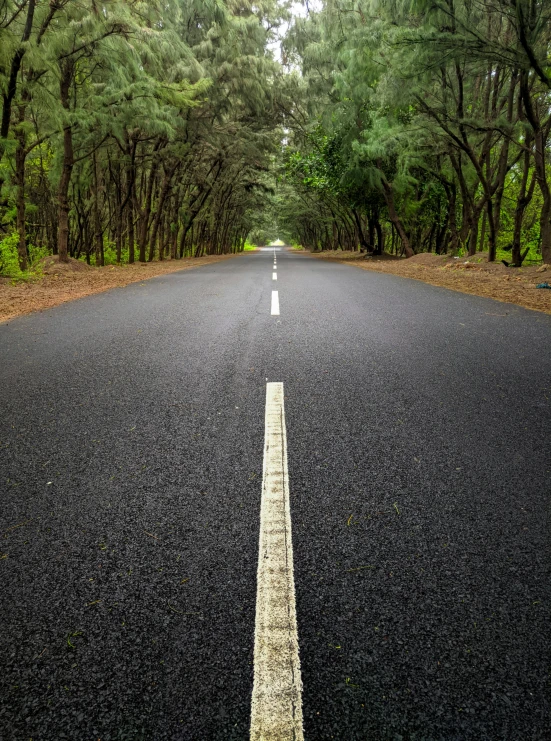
[[539, 191, 551, 264], [125, 135, 136, 264], [492, 71, 518, 241], [127, 191, 135, 264], [179, 223, 190, 258], [115, 215, 122, 264], [93, 153, 104, 267], [171, 225, 179, 259], [0, 0, 36, 150], [447, 182, 459, 254], [374, 219, 384, 255], [57, 60, 74, 264], [138, 159, 159, 263], [380, 171, 414, 258], [520, 71, 551, 263], [352, 209, 370, 251], [148, 167, 174, 261], [467, 201, 484, 256], [511, 143, 536, 266], [15, 108, 28, 271], [479, 210, 487, 253], [112, 162, 122, 264], [486, 198, 498, 262]]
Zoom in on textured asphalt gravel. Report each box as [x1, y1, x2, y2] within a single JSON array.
[[1, 249, 549, 740]]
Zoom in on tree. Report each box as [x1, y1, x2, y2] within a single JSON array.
[[0, 0, 289, 270], [277, 0, 551, 264]]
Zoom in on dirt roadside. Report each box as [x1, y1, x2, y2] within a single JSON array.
[[312, 251, 551, 315], [0, 254, 238, 323]]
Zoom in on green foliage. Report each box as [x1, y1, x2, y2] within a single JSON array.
[[0, 233, 20, 277], [103, 243, 128, 266], [2, 0, 550, 268], [0, 0, 289, 264], [0, 232, 46, 279], [276, 0, 551, 263]]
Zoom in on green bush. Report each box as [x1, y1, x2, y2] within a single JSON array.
[[0, 233, 21, 276], [76, 240, 130, 265], [103, 242, 129, 265], [0, 232, 47, 278]]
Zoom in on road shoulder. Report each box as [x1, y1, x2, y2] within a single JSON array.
[[0, 254, 239, 323]]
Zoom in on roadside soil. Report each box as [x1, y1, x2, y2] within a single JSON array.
[[0, 254, 237, 323], [312, 250, 551, 314]]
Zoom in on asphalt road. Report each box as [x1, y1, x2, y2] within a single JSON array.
[[1, 248, 549, 741]]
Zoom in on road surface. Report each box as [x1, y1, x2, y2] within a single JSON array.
[[1, 248, 549, 740]]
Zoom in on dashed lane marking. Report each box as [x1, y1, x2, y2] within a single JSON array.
[[273, 273, 277, 281], [250, 382, 303, 741], [271, 291, 280, 316]]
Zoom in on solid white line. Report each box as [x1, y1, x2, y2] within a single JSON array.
[[250, 383, 303, 741], [272, 272, 277, 281], [271, 291, 280, 315]]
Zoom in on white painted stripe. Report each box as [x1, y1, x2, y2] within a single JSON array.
[[273, 272, 277, 281], [251, 383, 303, 741], [271, 291, 280, 315]]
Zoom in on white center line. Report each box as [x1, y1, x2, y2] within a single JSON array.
[[271, 290, 280, 315], [273, 272, 277, 281], [250, 382, 303, 741]]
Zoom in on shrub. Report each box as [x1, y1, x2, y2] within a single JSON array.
[[0, 232, 47, 278], [0, 233, 21, 276]]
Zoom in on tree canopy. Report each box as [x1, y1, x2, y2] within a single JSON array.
[[0, 0, 289, 270], [1, 0, 550, 271], [276, 0, 551, 265]]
